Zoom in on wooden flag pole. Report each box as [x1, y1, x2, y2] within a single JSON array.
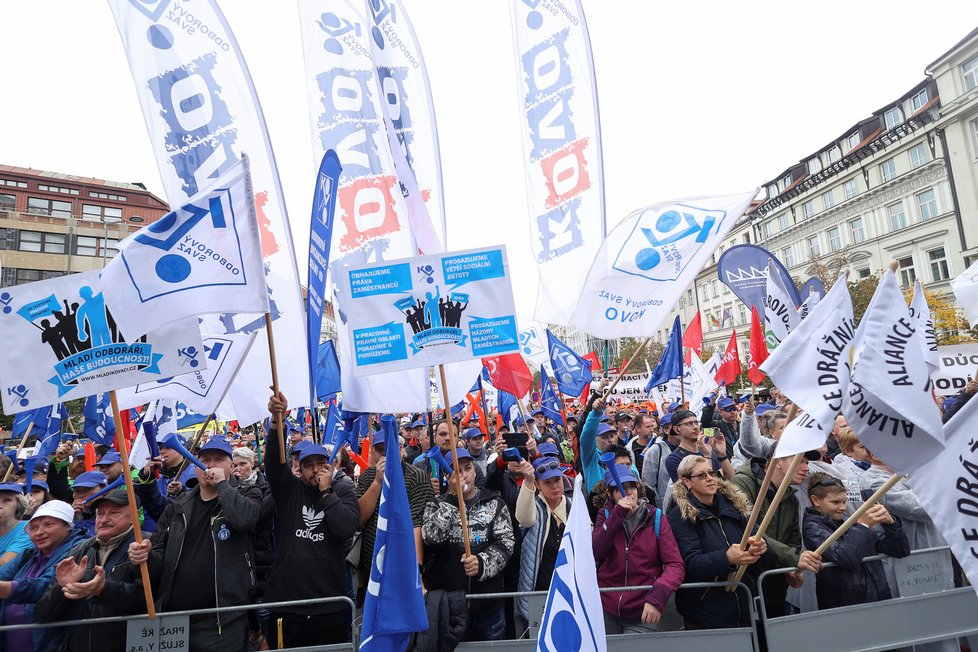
[[174, 414, 215, 478], [2, 425, 33, 482], [729, 451, 805, 586], [108, 391, 156, 620], [438, 364, 472, 557], [264, 312, 286, 460], [603, 337, 651, 400], [814, 473, 902, 556]]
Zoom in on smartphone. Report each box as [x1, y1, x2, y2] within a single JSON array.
[[702, 427, 716, 441], [502, 432, 528, 461]]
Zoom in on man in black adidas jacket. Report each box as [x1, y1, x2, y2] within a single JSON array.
[[265, 391, 360, 649]]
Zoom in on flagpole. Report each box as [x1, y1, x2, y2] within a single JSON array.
[[478, 380, 494, 442], [437, 364, 472, 558], [2, 424, 33, 482], [174, 414, 215, 478], [108, 391, 156, 620], [602, 337, 650, 400], [264, 312, 287, 460]]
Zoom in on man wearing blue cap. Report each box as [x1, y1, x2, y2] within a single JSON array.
[[264, 392, 359, 648], [701, 394, 740, 447], [93, 451, 125, 484], [127, 436, 264, 651], [71, 471, 108, 537], [464, 428, 490, 474]]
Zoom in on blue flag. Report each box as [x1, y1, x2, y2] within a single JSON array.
[[547, 330, 592, 396], [323, 401, 342, 447], [360, 416, 428, 651], [83, 394, 116, 447], [646, 316, 684, 394], [540, 369, 565, 426], [307, 151, 341, 411], [497, 390, 518, 428], [34, 404, 67, 460], [316, 340, 342, 402], [12, 406, 52, 440], [175, 402, 208, 430]]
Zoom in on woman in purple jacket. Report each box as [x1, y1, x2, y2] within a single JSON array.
[[592, 464, 685, 634]]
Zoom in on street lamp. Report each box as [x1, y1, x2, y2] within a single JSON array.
[[101, 216, 122, 268]]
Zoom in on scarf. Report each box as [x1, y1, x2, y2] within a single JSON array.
[[623, 498, 650, 538], [97, 526, 133, 566]]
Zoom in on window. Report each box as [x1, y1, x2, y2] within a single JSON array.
[[808, 158, 822, 174], [909, 142, 928, 169], [738, 304, 747, 325], [18, 231, 66, 254], [26, 197, 71, 217], [888, 202, 907, 230], [779, 175, 791, 191], [827, 226, 842, 252], [884, 107, 903, 129], [966, 55, 978, 91], [0, 266, 13, 286], [15, 269, 41, 285], [858, 268, 871, 279], [843, 179, 858, 200], [129, 215, 145, 223], [81, 204, 123, 222], [0, 194, 14, 210], [89, 191, 127, 202], [917, 188, 939, 220], [849, 217, 866, 243], [827, 146, 841, 163], [781, 246, 795, 267], [0, 178, 26, 189], [822, 190, 835, 210], [742, 233, 751, 244], [74, 236, 99, 257], [807, 235, 821, 257], [880, 159, 897, 183], [762, 221, 773, 239], [711, 281, 719, 298], [929, 247, 949, 281], [898, 256, 917, 288], [911, 89, 929, 112], [802, 201, 815, 218], [37, 184, 79, 196], [847, 132, 862, 151], [777, 214, 789, 231], [767, 184, 779, 199]]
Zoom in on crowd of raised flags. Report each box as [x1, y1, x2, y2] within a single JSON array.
[[0, 0, 977, 651]]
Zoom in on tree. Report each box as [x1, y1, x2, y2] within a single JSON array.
[[616, 337, 665, 374]]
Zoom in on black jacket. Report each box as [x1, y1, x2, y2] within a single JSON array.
[[263, 427, 359, 615], [413, 589, 468, 652], [667, 481, 777, 628], [34, 529, 148, 652], [147, 478, 263, 627], [802, 507, 910, 609]]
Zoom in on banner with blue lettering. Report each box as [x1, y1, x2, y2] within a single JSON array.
[[108, 0, 310, 427], [307, 151, 342, 411], [570, 192, 757, 339], [338, 246, 519, 376], [0, 270, 203, 414], [717, 244, 801, 314], [511, 0, 606, 326]]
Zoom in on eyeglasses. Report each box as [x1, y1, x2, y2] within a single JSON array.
[[675, 420, 699, 428], [687, 470, 721, 480], [813, 477, 843, 489]]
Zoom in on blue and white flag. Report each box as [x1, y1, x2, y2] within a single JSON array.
[[83, 394, 116, 447], [764, 259, 800, 350], [316, 340, 342, 402], [571, 192, 757, 339], [307, 151, 342, 411], [175, 403, 208, 430], [497, 389, 518, 428], [718, 244, 801, 315], [101, 158, 268, 341], [511, 0, 606, 326], [646, 316, 684, 394], [537, 476, 606, 652], [34, 404, 67, 460], [539, 368, 564, 426], [108, 0, 310, 426], [12, 406, 52, 440], [547, 330, 592, 396], [360, 416, 428, 651]]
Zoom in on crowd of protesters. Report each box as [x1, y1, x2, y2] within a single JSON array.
[[0, 375, 973, 651]]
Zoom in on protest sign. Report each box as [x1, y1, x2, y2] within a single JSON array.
[[125, 614, 189, 652], [933, 343, 978, 394], [339, 246, 518, 376], [0, 271, 203, 413]]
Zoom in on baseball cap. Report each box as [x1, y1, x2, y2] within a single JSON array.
[[537, 442, 560, 458], [615, 412, 632, 422], [595, 423, 616, 438], [532, 457, 564, 481], [410, 419, 425, 429], [671, 409, 698, 426], [667, 402, 681, 413], [718, 397, 736, 410], [73, 471, 109, 489], [604, 464, 638, 489], [755, 403, 776, 416], [30, 500, 74, 525], [448, 448, 473, 468], [199, 438, 233, 457], [95, 451, 122, 466], [298, 444, 330, 463], [463, 428, 485, 441], [660, 413, 673, 426], [531, 409, 544, 417], [0, 483, 23, 494], [28, 480, 50, 494], [91, 487, 139, 511]]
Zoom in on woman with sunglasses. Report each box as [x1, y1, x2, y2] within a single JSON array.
[[668, 455, 774, 630], [513, 457, 571, 624], [592, 464, 684, 634]]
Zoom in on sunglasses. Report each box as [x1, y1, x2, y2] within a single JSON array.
[[688, 470, 721, 480], [813, 477, 844, 489], [720, 406, 738, 413], [534, 459, 563, 476]]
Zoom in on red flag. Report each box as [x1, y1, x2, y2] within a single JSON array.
[[715, 330, 740, 385], [482, 353, 533, 397], [579, 351, 602, 402], [682, 311, 703, 363], [748, 306, 769, 385]]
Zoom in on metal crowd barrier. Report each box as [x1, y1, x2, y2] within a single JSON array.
[[757, 546, 978, 652], [0, 595, 358, 652], [457, 581, 759, 652]]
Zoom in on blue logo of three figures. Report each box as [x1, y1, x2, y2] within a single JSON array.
[[7, 385, 29, 408]]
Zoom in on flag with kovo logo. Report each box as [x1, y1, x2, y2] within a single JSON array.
[[100, 158, 268, 341], [764, 259, 799, 350], [570, 191, 757, 339], [547, 329, 592, 396], [842, 271, 944, 474]]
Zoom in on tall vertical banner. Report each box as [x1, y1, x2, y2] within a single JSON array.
[[107, 0, 309, 426], [718, 244, 801, 314], [307, 151, 342, 410], [510, 0, 605, 326], [364, 0, 447, 252]]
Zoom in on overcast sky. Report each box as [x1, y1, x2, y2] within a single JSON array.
[[3, 1, 976, 323]]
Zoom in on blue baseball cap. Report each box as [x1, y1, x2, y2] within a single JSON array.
[[199, 438, 233, 457], [448, 448, 473, 468], [95, 451, 122, 466], [596, 423, 616, 438], [718, 397, 736, 410], [73, 471, 108, 489], [532, 457, 564, 481], [28, 480, 50, 493], [298, 444, 330, 463], [291, 440, 312, 457], [604, 464, 638, 489], [755, 403, 776, 416], [0, 483, 23, 494], [158, 434, 187, 449], [660, 413, 673, 426], [537, 442, 560, 458], [410, 419, 426, 429], [464, 428, 485, 440], [668, 402, 681, 413]]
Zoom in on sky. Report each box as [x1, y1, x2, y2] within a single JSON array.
[[2, 1, 976, 324]]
